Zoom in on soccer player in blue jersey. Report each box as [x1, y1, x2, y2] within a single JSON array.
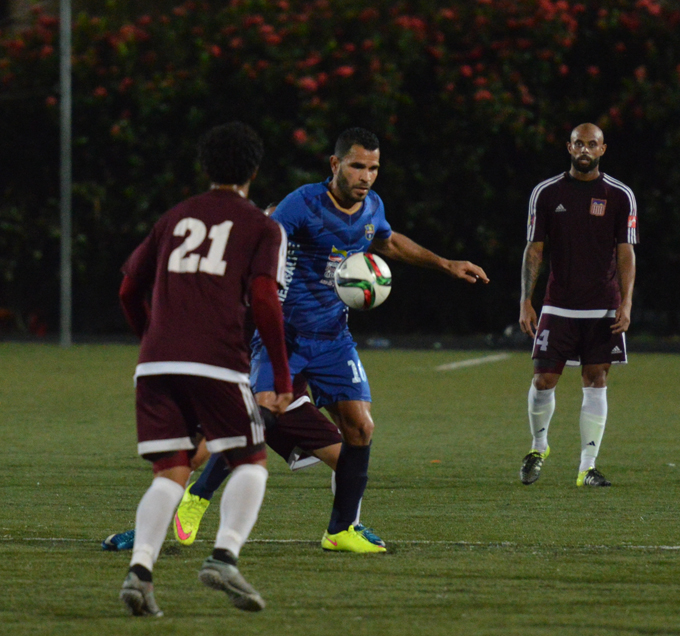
[[251, 127, 489, 552], [106, 128, 489, 555]]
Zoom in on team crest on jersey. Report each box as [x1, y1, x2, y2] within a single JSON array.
[[590, 198, 607, 216], [627, 215, 637, 229], [365, 224, 375, 241]]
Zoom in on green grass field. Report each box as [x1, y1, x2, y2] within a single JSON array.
[[2, 343, 680, 636]]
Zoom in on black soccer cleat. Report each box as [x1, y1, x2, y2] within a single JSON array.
[[576, 467, 611, 487], [519, 447, 550, 485]]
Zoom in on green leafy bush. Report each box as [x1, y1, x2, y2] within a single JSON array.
[[2, 0, 679, 335]]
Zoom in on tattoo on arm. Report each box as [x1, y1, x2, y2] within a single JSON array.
[[521, 243, 543, 302]]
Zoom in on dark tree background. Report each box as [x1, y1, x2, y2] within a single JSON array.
[[1, 0, 678, 337]]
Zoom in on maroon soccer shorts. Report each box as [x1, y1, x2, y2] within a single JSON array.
[[532, 308, 627, 374], [135, 374, 265, 457], [267, 400, 342, 469]]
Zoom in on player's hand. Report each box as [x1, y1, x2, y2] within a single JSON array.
[[519, 300, 538, 339], [446, 260, 490, 284], [268, 392, 293, 416], [611, 303, 631, 334]]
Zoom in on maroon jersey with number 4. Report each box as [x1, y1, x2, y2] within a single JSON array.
[[122, 189, 287, 375], [527, 172, 638, 311]]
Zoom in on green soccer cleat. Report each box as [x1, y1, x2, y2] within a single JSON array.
[[576, 467, 611, 487], [321, 525, 387, 553], [120, 571, 163, 617], [198, 556, 265, 612], [173, 487, 210, 546], [519, 446, 550, 485]]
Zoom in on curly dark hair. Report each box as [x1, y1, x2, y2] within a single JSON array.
[[197, 122, 264, 185], [334, 127, 380, 159]]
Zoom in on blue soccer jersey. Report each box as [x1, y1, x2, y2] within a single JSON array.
[[272, 178, 392, 338]]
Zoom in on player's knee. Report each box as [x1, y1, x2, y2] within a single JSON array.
[[342, 418, 373, 445], [222, 443, 267, 469], [533, 374, 559, 391]]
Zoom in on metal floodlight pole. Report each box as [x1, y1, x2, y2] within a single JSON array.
[[59, 0, 72, 347]]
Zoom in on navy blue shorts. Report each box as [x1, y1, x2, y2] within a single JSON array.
[[251, 331, 371, 407]]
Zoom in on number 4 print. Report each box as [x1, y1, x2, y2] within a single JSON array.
[[167, 218, 233, 275], [535, 329, 550, 352]]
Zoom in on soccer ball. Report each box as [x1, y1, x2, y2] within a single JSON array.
[[333, 252, 392, 310]]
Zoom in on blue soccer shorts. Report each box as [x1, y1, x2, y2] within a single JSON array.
[[250, 331, 371, 407]]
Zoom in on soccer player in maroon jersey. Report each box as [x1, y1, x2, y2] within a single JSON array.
[[117, 122, 293, 616], [518, 123, 638, 488]]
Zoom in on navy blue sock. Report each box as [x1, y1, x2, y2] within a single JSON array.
[[189, 453, 231, 501], [328, 442, 370, 534]]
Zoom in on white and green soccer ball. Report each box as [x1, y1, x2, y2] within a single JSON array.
[[333, 252, 392, 311]]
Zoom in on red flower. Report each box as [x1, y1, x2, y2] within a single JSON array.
[[292, 128, 308, 145], [46, 95, 58, 107], [334, 65, 354, 78], [119, 77, 134, 92], [473, 76, 488, 86], [38, 15, 59, 28], [460, 65, 473, 78], [93, 86, 108, 98], [359, 8, 379, 21], [264, 33, 282, 45], [298, 53, 322, 68], [243, 15, 265, 27], [634, 65, 647, 82], [230, 37, 243, 49], [587, 65, 600, 77], [208, 44, 222, 57], [559, 64, 569, 75], [137, 15, 152, 26], [39, 45, 54, 58], [474, 89, 493, 101], [298, 76, 318, 91]]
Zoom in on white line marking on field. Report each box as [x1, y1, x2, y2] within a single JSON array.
[[5, 537, 680, 551], [435, 353, 510, 371]]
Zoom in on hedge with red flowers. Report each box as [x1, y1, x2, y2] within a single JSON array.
[[2, 0, 680, 335]]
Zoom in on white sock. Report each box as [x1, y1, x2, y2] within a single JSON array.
[[215, 464, 268, 558], [579, 387, 607, 472], [528, 384, 556, 453], [331, 471, 362, 526], [130, 476, 185, 572]]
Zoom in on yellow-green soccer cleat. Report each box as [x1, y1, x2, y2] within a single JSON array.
[[519, 446, 550, 485], [173, 487, 210, 546], [576, 467, 611, 487], [321, 525, 387, 553]]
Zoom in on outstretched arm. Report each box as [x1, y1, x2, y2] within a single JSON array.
[[519, 241, 544, 338], [612, 243, 635, 334], [371, 231, 489, 284]]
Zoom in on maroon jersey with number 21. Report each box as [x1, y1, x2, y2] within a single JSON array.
[[123, 189, 287, 380]]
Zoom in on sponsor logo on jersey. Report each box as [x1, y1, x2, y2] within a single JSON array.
[[365, 224, 375, 241], [555, 204, 567, 212], [278, 242, 301, 302], [590, 198, 607, 216], [611, 345, 622, 354], [627, 215, 637, 229], [322, 246, 349, 287]]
